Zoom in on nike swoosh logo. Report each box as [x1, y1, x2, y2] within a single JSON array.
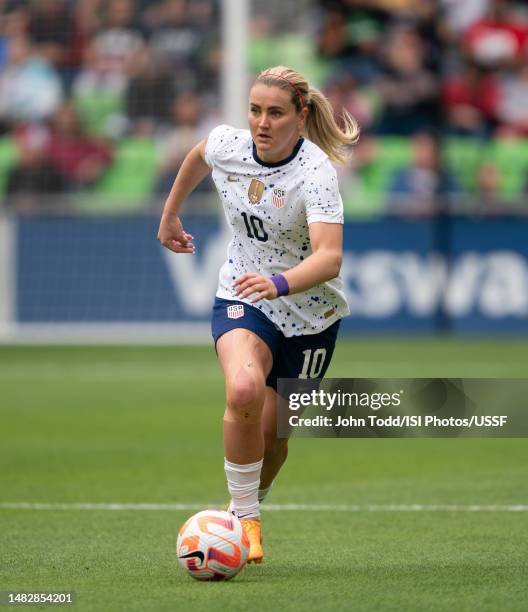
[[179, 550, 205, 563], [227, 175, 240, 182]]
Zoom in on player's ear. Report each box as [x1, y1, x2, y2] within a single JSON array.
[[298, 106, 308, 131]]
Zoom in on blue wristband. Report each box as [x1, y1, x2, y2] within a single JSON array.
[[270, 274, 289, 297]]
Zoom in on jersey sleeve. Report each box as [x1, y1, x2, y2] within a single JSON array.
[[204, 124, 235, 169], [303, 159, 344, 224]]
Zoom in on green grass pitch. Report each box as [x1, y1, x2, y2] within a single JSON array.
[[1, 339, 527, 611]]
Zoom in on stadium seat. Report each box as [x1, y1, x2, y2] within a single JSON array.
[[365, 136, 412, 193], [249, 36, 281, 76], [73, 91, 124, 137], [274, 34, 332, 88], [90, 137, 161, 212], [376, 137, 412, 171], [249, 33, 331, 88], [342, 138, 412, 217], [341, 177, 383, 218], [0, 137, 19, 198], [487, 139, 528, 201], [442, 137, 482, 192]]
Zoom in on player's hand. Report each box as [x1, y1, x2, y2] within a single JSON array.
[[233, 273, 278, 303], [157, 212, 195, 254]]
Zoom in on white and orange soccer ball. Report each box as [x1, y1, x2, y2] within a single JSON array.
[[176, 510, 250, 581]]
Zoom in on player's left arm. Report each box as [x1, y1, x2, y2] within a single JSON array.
[[234, 222, 342, 302]]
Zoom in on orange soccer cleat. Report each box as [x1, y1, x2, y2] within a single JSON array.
[[240, 518, 263, 564]]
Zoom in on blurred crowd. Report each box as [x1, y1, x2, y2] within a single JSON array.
[[316, 0, 528, 215], [0, 0, 220, 210], [1, 0, 528, 215]]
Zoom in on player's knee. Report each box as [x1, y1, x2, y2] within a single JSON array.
[[225, 367, 262, 417], [226, 378, 257, 410]]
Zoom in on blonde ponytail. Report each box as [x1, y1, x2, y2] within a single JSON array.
[[256, 66, 360, 165], [306, 86, 360, 164]]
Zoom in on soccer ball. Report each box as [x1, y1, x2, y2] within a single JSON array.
[[176, 510, 250, 581]]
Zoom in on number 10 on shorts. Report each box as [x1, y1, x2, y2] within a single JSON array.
[[299, 348, 327, 379]]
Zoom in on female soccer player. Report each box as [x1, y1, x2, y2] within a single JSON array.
[[158, 66, 359, 564]]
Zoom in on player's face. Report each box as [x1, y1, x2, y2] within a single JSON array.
[[248, 84, 307, 163]]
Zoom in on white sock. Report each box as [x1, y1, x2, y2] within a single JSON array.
[[258, 483, 273, 503], [224, 458, 263, 520]]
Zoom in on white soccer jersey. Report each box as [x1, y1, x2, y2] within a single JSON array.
[[205, 124, 350, 336]]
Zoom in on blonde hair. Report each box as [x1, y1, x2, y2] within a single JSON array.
[[256, 66, 360, 164]]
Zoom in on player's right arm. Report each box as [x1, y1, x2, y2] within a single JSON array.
[[157, 139, 210, 254]]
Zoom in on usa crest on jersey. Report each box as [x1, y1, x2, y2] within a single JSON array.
[[272, 187, 286, 208], [227, 304, 245, 319]]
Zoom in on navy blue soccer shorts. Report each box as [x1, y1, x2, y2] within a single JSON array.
[[211, 297, 340, 390]]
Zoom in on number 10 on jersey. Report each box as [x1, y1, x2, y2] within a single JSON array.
[[299, 348, 327, 379], [241, 212, 268, 242]]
